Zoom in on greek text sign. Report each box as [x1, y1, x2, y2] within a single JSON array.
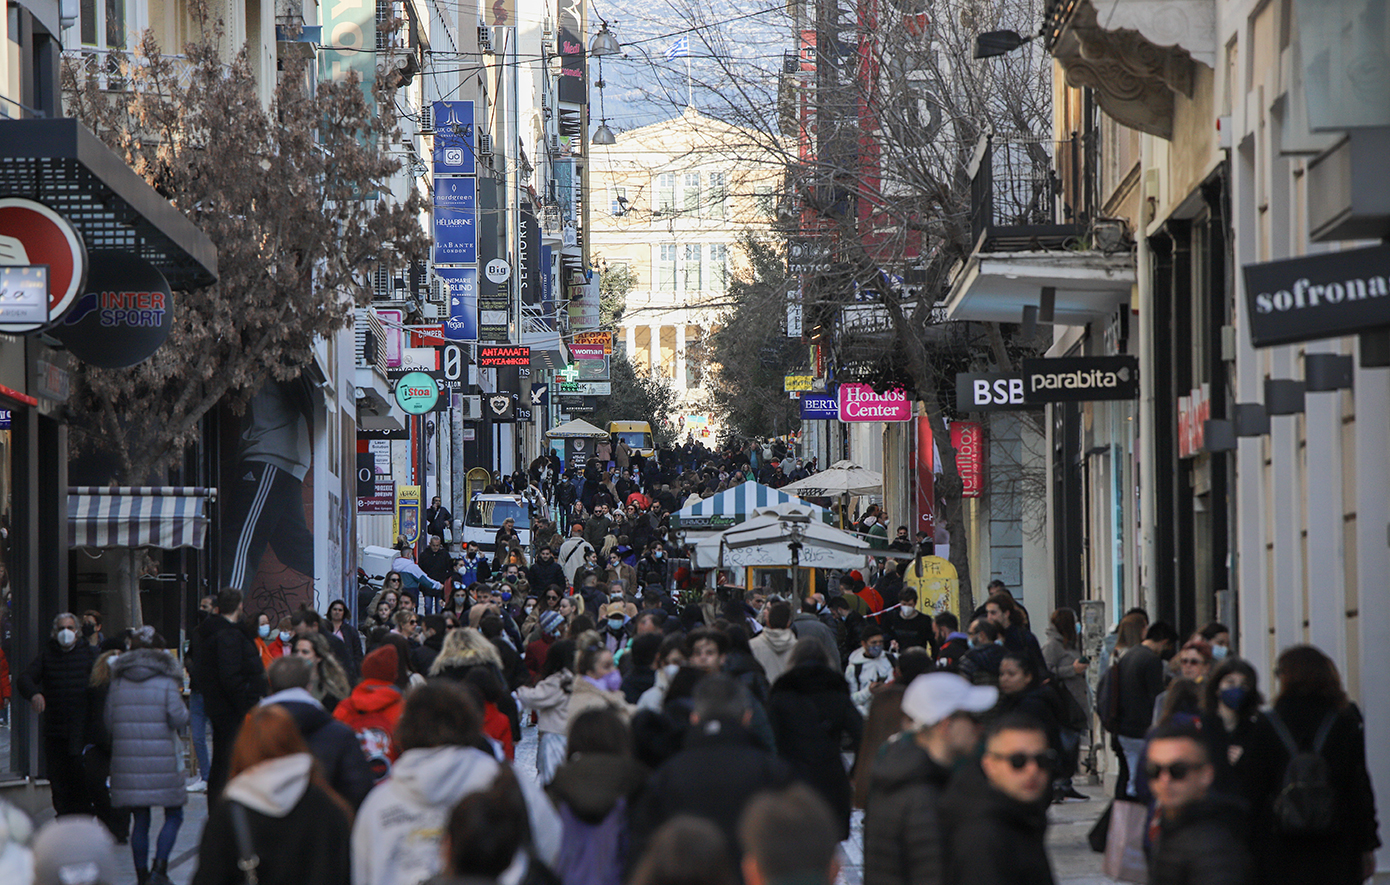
[[1243, 244, 1390, 347], [837, 384, 911, 422]]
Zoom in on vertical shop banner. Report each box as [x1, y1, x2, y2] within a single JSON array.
[[432, 101, 475, 176], [540, 244, 554, 312], [915, 415, 935, 537], [950, 421, 983, 498], [322, 0, 375, 110], [479, 288, 510, 341], [556, 0, 587, 104], [436, 267, 478, 341], [433, 178, 478, 264], [395, 485, 421, 545], [519, 209, 541, 307]]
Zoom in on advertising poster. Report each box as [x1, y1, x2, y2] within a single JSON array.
[[395, 484, 422, 546]]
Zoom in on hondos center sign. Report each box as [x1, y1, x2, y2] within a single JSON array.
[[837, 384, 911, 421]]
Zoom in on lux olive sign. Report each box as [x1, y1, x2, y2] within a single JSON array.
[[395, 371, 441, 414]]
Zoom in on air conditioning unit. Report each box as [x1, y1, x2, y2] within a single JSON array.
[[372, 265, 392, 299], [550, 134, 560, 152], [478, 25, 493, 53], [428, 276, 444, 303], [419, 104, 433, 133], [478, 134, 493, 158]]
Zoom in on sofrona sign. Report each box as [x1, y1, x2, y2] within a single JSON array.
[[1243, 244, 1390, 347]]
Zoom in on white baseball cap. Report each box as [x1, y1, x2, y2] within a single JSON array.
[[901, 672, 998, 728]]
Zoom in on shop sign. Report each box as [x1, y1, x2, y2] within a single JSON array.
[[1020, 356, 1138, 403], [0, 410, 10, 429], [0, 197, 88, 333], [359, 426, 409, 441], [837, 383, 911, 422], [394, 370, 441, 414], [556, 0, 586, 104], [571, 343, 606, 360], [787, 239, 832, 274], [357, 479, 395, 514], [557, 381, 610, 396], [486, 393, 516, 422], [437, 267, 478, 341], [52, 253, 173, 367], [558, 395, 595, 413], [433, 178, 478, 265], [368, 439, 390, 473], [799, 389, 838, 419], [432, 101, 475, 176], [950, 421, 984, 498], [0, 267, 50, 328], [574, 330, 612, 353], [1242, 244, 1390, 347], [478, 345, 530, 367], [479, 288, 510, 341], [784, 375, 814, 391], [955, 371, 1028, 411], [530, 383, 549, 406], [1177, 384, 1210, 459], [915, 416, 934, 538]]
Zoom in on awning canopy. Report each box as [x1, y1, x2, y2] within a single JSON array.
[[671, 481, 833, 531], [944, 250, 1135, 325], [69, 486, 217, 549]]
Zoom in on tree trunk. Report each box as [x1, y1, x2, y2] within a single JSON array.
[[118, 547, 144, 628]]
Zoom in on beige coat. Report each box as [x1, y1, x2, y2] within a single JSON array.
[[566, 675, 635, 729]]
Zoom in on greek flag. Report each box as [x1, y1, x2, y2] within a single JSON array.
[[665, 36, 689, 60]]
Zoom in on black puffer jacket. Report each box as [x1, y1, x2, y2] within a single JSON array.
[[17, 638, 97, 751], [767, 663, 863, 839], [189, 615, 265, 718], [941, 762, 1055, 885], [274, 696, 375, 810], [1149, 796, 1252, 885], [862, 734, 952, 885]]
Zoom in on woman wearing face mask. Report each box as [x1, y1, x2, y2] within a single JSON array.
[[324, 600, 363, 684], [606, 550, 637, 591], [1199, 621, 1232, 661], [269, 617, 295, 660], [292, 633, 351, 714], [516, 639, 577, 784], [566, 640, 635, 729], [637, 635, 688, 712], [1041, 608, 1090, 802], [1200, 658, 1278, 809], [253, 613, 275, 669]]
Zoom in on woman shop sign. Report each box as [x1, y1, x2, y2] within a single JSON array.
[[837, 384, 911, 422]]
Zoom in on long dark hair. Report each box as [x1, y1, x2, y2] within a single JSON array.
[[1203, 656, 1263, 715], [541, 639, 577, 680], [1049, 609, 1077, 650], [1274, 645, 1348, 710]]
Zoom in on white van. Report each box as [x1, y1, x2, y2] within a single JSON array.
[[461, 493, 546, 552]]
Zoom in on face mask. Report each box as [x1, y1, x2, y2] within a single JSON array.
[[1211, 644, 1229, 660], [258, 624, 271, 639], [654, 551, 663, 558], [1219, 686, 1247, 711], [279, 631, 293, 643], [524, 604, 535, 615], [501, 591, 513, 602], [598, 671, 623, 692], [1075, 622, 1083, 634], [81, 622, 96, 637], [865, 646, 883, 658], [505, 574, 517, 584], [57, 628, 77, 647], [454, 595, 467, 605], [663, 663, 680, 679], [608, 616, 626, 630]]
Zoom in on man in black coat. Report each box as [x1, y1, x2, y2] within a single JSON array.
[[417, 534, 454, 587], [630, 674, 792, 877], [1145, 720, 1252, 885], [1115, 620, 1178, 795], [527, 545, 566, 595], [941, 713, 1057, 885], [17, 612, 98, 815], [262, 656, 374, 809], [189, 587, 266, 801], [424, 496, 452, 541]]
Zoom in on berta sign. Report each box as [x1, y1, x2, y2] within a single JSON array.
[[837, 384, 911, 422]]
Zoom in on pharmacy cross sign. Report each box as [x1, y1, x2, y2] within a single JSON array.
[[558, 364, 581, 383]]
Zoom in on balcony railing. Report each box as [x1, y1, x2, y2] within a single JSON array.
[[968, 132, 1094, 252], [63, 48, 201, 92]]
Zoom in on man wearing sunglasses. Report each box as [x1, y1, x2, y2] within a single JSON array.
[[1145, 721, 1252, 884], [943, 713, 1058, 884]]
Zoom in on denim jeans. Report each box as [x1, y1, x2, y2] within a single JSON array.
[[188, 692, 211, 780], [130, 806, 183, 870], [1116, 735, 1146, 797]]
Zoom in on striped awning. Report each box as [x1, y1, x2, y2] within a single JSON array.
[[670, 481, 832, 530], [68, 486, 217, 549]]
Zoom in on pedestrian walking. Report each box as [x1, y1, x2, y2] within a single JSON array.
[[844, 624, 894, 715], [106, 629, 188, 885], [627, 816, 736, 885], [16, 611, 98, 815], [261, 656, 374, 810], [738, 785, 842, 885], [187, 588, 267, 802], [1041, 608, 1090, 801], [423, 768, 531, 885], [333, 644, 405, 783], [1112, 620, 1178, 796]]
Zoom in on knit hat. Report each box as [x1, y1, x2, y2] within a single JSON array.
[[33, 817, 117, 885], [538, 610, 564, 637], [361, 645, 399, 683]]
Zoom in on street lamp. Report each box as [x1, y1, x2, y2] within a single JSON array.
[[973, 29, 1032, 59], [589, 24, 621, 57], [592, 122, 617, 145]]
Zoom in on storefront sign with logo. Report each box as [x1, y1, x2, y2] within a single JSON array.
[[1242, 244, 1390, 347], [799, 388, 839, 420], [52, 252, 172, 367], [557, 380, 611, 396], [1177, 384, 1210, 459], [0, 197, 88, 333], [395, 370, 441, 413], [955, 371, 1029, 411], [486, 393, 516, 422], [574, 330, 612, 352], [358, 479, 395, 514], [784, 375, 814, 392], [436, 267, 477, 341], [323, 0, 375, 111], [838, 384, 911, 422], [478, 345, 530, 367], [433, 178, 478, 265], [0, 267, 49, 328], [556, 0, 587, 104], [570, 343, 605, 360], [432, 101, 475, 176], [359, 426, 409, 441], [950, 421, 984, 498], [1020, 356, 1139, 403]]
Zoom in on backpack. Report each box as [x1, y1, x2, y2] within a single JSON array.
[[1266, 708, 1340, 836], [1094, 662, 1123, 734]]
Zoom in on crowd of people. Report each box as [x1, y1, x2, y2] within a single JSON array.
[[0, 435, 1379, 885]]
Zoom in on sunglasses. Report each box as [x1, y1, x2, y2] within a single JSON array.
[[408, 619, 419, 625], [1179, 657, 1204, 666], [1145, 760, 1204, 781], [988, 750, 1058, 771]]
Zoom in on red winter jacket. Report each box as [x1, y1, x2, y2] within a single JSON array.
[[333, 680, 404, 782]]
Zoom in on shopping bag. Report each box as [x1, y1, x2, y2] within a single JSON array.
[[1102, 798, 1149, 883]]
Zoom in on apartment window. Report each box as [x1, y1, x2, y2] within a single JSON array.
[[656, 173, 676, 214], [658, 244, 677, 291], [754, 185, 774, 217], [610, 186, 628, 216], [708, 172, 727, 219], [683, 244, 702, 292], [708, 243, 729, 291], [683, 173, 701, 216], [80, 0, 126, 48]]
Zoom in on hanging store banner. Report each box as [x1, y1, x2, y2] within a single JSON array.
[[799, 388, 839, 420], [556, 0, 587, 104], [520, 209, 541, 306], [1020, 356, 1139, 403], [433, 178, 478, 265], [321, 0, 375, 110], [837, 384, 911, 422], [571, 343, 606, 360], [915, 415, 935, 537], [432, 101, 475, 176], [0, 197, 88, 333], [955, 370, 1029, 412], [478, 345, 530, 367], [1242, 244, 1390, 347], [486, 392, 517, 422], [950, 421, 983, 498], [436, 267, 478, 341], [53, 252, 173, 368]]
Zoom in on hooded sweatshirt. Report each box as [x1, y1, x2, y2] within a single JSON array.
[[845, 647, 895, 714], [333, 678, 404, 783], [351, 745, 562, 885], [749, 627, 797, 685]]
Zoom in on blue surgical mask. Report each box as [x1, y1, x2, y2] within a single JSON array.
[[279, 630, 293, 643], [1211, 644, 1229, 660], [1219, 686, 1247, 711], [608, 616, 625, 631], [258, 624, 271, 639], [501, 591, 513, 602], [865, 646, 883, 658]]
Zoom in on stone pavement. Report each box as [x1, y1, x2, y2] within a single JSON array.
[[101, 723, 1122, 885]]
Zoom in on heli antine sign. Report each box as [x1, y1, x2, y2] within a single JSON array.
[[837, 384, 912, 422], [1020, 356, 1139, 404]]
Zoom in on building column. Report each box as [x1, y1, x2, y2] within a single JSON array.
[[648, 323, 661, 376], [675, 324, 687, 391], [625, 323, 637, 365]]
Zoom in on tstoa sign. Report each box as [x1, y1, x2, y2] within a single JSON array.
[[837, 383, 912, 422], [0, 197, 89, 333]]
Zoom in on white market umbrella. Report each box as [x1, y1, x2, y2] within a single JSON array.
[[692, 503, 875, 570], [546, 418, 610, 439], [779, 459, 884, 498]]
